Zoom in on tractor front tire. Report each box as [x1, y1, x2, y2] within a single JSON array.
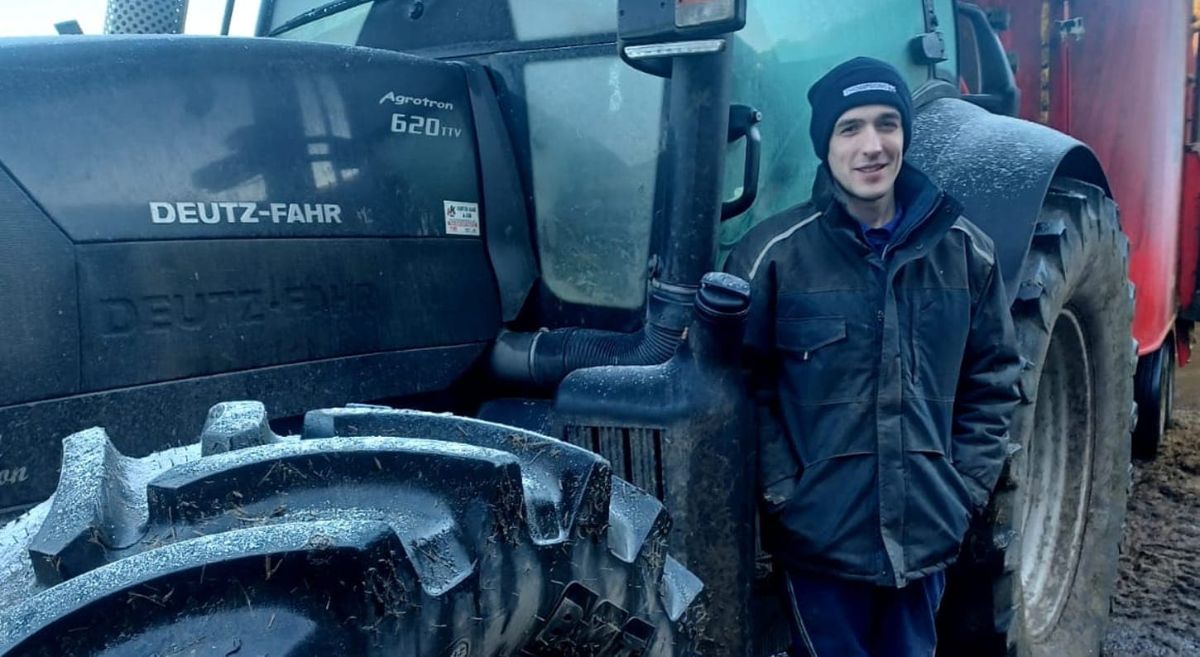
[[937, 179, 1135, 657], [0, 402, 704, 657]]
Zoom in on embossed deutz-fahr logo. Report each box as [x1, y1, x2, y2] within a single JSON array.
[[530, 582, 656, 657]]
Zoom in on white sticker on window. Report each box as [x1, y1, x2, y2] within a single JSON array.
[[444, 201, 481, 236]]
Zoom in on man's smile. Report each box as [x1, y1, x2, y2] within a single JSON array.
[[855, 162, 890, 174]]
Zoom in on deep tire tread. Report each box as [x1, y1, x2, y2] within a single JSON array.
[[937, 179, 1134, 657], [27, 428, 144, 585], [0, 403, 703, 656]]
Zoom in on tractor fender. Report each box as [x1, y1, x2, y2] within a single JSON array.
[[907, 97, 1109, 301]]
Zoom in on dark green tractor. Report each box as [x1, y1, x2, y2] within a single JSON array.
[[0, 1, 1133, 656]]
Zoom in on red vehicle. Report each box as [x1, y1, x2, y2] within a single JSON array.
[[971, 0, 1195, 458]]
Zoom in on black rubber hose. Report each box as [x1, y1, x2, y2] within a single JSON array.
[[490, 324, 682, 387], [491, 282, 693, 387], [542, 319, 682, 382]]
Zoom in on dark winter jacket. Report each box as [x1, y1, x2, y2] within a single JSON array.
[[725, 164, 1021, 587]]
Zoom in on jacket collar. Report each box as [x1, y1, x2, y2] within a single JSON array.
[[816, 162, 961, 260]]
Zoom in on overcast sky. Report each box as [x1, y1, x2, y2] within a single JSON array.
[[0, 0, 262, 36]]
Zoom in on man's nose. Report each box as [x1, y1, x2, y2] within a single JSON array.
[[861, 127, 884, 155]]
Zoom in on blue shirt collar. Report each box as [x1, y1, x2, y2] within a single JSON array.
[[858, 206, 905, 253]]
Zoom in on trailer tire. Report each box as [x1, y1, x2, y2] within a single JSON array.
[[0, 402, 704, 657], [936, 179, 1134, 657], [1132, 333, 1175, 460]]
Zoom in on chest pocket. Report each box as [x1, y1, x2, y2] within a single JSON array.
[[777, 316, 846, 359], [775, 316, 872, 405]]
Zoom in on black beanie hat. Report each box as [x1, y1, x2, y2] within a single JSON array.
[[807, 57, 913, 161]]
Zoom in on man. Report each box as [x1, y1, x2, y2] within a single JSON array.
[[725, 57, 1021, 656]]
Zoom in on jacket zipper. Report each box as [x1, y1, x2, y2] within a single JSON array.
[[881, 190, 944, 261], [882, 195, 944, 388]]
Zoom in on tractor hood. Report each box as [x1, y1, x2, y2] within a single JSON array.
[[0, 36, 531, 510]]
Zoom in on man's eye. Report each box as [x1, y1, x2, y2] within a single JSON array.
[[840, 125, 858, 135]]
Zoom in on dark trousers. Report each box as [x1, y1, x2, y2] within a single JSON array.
[[783, 568, 946, 657]]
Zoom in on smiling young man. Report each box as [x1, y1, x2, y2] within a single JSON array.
[[725, 58, 1022, 656]]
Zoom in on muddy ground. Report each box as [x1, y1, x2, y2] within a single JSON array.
[[1103, 364, 1200, 656]]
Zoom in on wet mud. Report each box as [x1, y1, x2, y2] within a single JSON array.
[[1103, 364, 1200, 656]]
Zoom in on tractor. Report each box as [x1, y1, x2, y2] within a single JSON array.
[[2, 0, 1185, 656]]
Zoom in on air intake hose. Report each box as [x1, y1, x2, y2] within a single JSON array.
[[490, 280, 694, 387]]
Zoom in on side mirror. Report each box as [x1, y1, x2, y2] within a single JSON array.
[[618, 0, 747, 46], [957, 2, 1019, 116]]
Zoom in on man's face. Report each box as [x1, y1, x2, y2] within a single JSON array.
[[827, 104, 904, 202]]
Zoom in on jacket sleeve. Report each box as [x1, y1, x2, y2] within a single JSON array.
[[724, 251, 800, 508], [952, 255, 1022, 511]]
